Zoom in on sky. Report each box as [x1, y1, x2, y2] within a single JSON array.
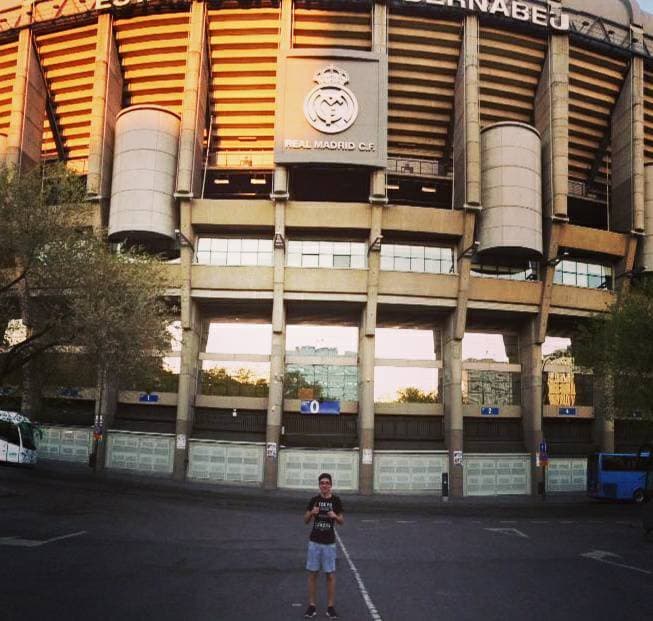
[[641, 0, 653, 14]]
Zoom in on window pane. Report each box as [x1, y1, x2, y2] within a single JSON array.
[[333, 255, 350, 268]]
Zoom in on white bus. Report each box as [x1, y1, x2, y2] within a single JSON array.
[[0, 410, 38, 465]]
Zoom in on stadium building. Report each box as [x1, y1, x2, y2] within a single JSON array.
[[1, 0, 653, 496]]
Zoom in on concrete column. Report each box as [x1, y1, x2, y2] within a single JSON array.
[[86, 13, 123, 228], [611, 50, 645, 234], [5, 20, 46, 172], [264, 181, 287, 489], [453, 15, 481, 211], [642, 163, 653, 272], [176, 0, 210, 198], [534, 17, 569, 342], [173, 199, 200, 479], [593, 373, 615, 453], [535, 16, 569, 221], [520, 320, 544, 495], [358, 203, 382, 495], [443, 314, 463, 497], [92, 366, 118, 472]]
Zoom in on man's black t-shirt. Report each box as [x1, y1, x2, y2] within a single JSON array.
[[306, 494, 343, 545]]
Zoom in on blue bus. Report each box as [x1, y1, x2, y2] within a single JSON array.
[[587, 452, 649, 503]]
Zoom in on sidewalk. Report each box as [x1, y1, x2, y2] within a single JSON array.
[[1, 457, 610, 519]]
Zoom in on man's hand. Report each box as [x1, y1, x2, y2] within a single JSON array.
[[311, 505, 320, 516]]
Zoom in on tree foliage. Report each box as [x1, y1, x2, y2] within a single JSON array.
[[396, 387, 439, 403], [0, 163, 172, 410], [573, 277, 653, 419]]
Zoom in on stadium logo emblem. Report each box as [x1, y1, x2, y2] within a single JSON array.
[[303, 65, 359, 134]]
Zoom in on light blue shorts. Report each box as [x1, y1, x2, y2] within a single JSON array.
[[306, 541, 337, 573]]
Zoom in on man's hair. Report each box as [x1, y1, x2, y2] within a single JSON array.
[[318, 472, 332, 484]]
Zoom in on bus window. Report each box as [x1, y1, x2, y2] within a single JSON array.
[[0, 420, 20, 445], [18, 422, 36, 451]]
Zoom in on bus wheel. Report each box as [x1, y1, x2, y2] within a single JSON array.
[[634, 489, 645, 504]]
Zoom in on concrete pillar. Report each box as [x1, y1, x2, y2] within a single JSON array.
[[443, 314, 463, 497], [86, 13, 123, 228], [520, 320, 544, 495], [535, 16, 569, 222], [0, 133, 7, 165], [5, 20, 46, 173], [358, 203, 382, 495], [453, 15, 481, 212], [264, 179, 287, 489], [173, 199, 200, 479], [611, 49, 645, 234], [92, 366, 118, 472], [176, 0, 210, 198], [593, 373, 615, 453]]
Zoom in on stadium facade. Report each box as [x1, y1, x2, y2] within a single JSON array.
[[1, 0, 653, 496]]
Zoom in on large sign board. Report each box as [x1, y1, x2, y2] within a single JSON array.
[[275, 51, 387, 168]]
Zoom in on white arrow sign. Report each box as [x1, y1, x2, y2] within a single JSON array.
[[0, 530, 87, 548], [581, 549, 651, 575], [484, 527, 529, 539]]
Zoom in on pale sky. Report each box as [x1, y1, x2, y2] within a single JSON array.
[[641, 1, 653, 13]]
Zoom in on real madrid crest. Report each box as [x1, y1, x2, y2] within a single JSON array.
[[303, 65, 359, 135]]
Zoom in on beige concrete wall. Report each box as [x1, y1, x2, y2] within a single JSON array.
[[285, 202, 371, 230], [558, 225, 630, 257], [468, 279, 540, 306], [375, 403, 444, 416], [195, 395, 268, 410], [550, 287, 613, 313], [377, 273, 458, 298], [191, 200, 275, 227], [285, 268, 368, 294], [382, 206, 463, 237], [191, 265, 274, 291], [118, 391, 177, 406]]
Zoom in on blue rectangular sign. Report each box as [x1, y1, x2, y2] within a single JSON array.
[[139, 393, 159, 403], [300, 400, 340, 415], [558, 407, 577, 416], [481, 407, 500, 416]]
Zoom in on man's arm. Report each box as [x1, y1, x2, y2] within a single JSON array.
[[326, 510, 343, 525], [304, 504, 319, 524]]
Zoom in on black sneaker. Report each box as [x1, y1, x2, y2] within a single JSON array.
[[304, 604, 317, 618], [326, 607, 339, 619]]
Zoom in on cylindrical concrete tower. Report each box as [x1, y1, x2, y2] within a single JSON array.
[[108, 105, 180, 246], [478, 122, 543, 263], [642, 163, 653, 272]]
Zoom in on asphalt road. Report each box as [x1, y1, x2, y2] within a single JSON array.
[[1, 462, 652, 621]]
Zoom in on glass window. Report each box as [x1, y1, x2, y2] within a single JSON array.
[[381, 243, 454, 275], [286, 325, 358, 357], [195, 237, 274, 267], [554, 259, 612, 290], [286, 240, 367, 269], [205, 323, 272, 355], [471, 261, 538, 281]]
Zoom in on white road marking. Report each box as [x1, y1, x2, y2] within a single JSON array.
[[396, 520, 416, 524], [500, 520, 517, 524], [361, 520, 378, 523], [581, 550, 652, 575], [336, 531, 383, 621], [0, 530, 87, 548], [530, 520, 548, 524], [485, 527, 529, 539]]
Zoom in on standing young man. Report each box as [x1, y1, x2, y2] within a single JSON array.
[[303, 472, 344, 619]]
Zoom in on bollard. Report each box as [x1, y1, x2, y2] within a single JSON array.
[[442, 472, 449, 502]]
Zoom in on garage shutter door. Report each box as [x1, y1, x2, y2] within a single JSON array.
[[107, 432, 174, 474], [547, 458, 587, 492], [278, 449, 358, 491], [39, 426, 92, 463], [464, 454, 531, 496], [374, 452, 448, 493], [188, 441, 264, 484]]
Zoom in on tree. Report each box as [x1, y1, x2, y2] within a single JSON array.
[[0, 163, 172, 418], [573, 276, 653, 420], [396, 386, 439, 403]]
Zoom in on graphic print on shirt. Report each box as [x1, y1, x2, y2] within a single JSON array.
[[307, 495, 343, 545]]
